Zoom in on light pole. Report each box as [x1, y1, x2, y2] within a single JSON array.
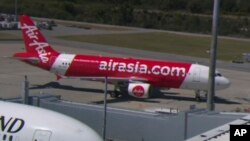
[[207, 0, 220, 111], [103, 76, 108, 140], [14, 0, 18, 21]]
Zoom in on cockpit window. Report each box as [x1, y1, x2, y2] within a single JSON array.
[[215, 73, 222, 77]]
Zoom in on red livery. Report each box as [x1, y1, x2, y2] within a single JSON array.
[[14, 15, 230, 100]]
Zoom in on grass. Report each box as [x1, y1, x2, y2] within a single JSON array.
[[59, 32, 250, 61], [0, 32, 22, 41]]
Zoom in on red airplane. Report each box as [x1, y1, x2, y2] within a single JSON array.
[[14, 15, 230, 100]]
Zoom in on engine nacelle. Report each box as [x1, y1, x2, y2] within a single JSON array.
[[128, 83, 152, 98]]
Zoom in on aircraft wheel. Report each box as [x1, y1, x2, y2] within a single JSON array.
[[195, 94, 201, 102], [195, 90, 201, 102], [110, 91, 120, 98]]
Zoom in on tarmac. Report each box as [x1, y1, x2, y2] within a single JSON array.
[[0, 22, 250, 112]]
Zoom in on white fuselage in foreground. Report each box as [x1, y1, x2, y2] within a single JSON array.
[[0, 101, 102, 141]]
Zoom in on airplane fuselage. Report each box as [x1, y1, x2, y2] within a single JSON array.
[[14, 15, 230, 99], [0, 101, 102, 141], [48, 54, 229, 91]]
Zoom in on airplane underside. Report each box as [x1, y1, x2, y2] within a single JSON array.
[[110, 82, 208, 102]]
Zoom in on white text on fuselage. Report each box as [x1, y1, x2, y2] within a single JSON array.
[[99, 60, 186, 77], [21, 24, 49, 63]]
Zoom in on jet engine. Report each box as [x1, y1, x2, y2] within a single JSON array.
[[128, 83, 152, 98]]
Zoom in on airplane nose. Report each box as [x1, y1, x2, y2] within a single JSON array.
[[215, 76, 231, 90]]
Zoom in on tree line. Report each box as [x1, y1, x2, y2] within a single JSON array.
[[0, 0, 250, 37]]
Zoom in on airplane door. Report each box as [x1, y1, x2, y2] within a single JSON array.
[[33, 130, 52, 141], [192, 67, 200, 82], [56, 59, 70, 75]]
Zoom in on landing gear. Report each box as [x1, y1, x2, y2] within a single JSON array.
[[109, 83, 125, 98], [110, 90, 120, 98], [195, 91, 201, 101], [110, 81, 130, 98], [195, 90, 207, 102]]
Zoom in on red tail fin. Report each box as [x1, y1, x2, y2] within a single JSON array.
[[20, 15, 59, 64]]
